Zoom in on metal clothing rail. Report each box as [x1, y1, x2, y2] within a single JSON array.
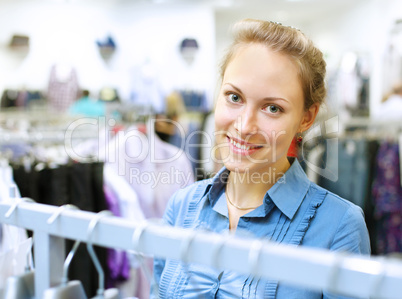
[[343, 117, 402, 128], [0, 130, 99, 145], [1, 200, 402, 299]]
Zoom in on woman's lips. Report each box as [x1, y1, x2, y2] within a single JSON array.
[[227, 136, 263, 155]]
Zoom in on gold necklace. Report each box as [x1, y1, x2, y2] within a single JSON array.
[[226, 184, 261, 210]]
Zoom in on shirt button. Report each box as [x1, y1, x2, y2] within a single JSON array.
[[242, 217, 250, 222]]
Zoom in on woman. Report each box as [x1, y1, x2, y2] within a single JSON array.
[[152, 19, 370, 298]]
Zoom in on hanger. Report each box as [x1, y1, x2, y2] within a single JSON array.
[[180, 229, 199, 265], [211, 231, 233, 271], [326, 251, 348, 296], [3, 271, 34, 299], [4, 197, 35, 219], [131, 221, 154, 285], [130, 219, 166, 299], [192, 232, 233, 298], [47, 204, 79, 226], [248, 238, 265, 277], [3, 198, 36, 299], [178, 228, 207, 298], [3, 197, 34, 255], [87, 210, 120, 299], [370, 256, 388, 299], [42, 204, 87, 299], [131, 220, 161, 299]]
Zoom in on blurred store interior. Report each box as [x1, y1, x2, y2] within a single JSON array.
[[0, 0, 400, 112], [0, 0, 401, 297]]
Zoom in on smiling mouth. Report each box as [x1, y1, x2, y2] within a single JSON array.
[[228, 137, 264, 151]]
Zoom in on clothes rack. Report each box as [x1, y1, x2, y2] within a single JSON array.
[[0, 130, 99, 145], [1, 200, 402, 299], [342, 117, 402, 136], [342, 118, 402, 189]]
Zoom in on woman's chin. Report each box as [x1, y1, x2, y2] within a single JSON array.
[[222, 162, 252, 174]]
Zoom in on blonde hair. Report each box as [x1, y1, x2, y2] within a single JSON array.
[[219, 19, 327, 110]]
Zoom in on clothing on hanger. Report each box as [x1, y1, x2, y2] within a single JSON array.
[[11, 160, 111, 297], [105, 125, 194, 219], [0, 237, 32, 292], [371, 141, 402, 254], [47, 64, 79, 112], [3, 271, 35, 299]]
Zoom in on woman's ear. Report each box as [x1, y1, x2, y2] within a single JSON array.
[[299, 103, 320, 132]]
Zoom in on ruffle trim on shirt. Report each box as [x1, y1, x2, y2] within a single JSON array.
[[289, 187, 327, 246], [183, 181, 211, 228], [264, 281, 279, 299], [264, 188, 327, 299], [158, 260, 180, 298]]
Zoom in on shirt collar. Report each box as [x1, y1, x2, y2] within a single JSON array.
[[267, 158, 311, 219], [207, 159, 310, 220], [208, 167, 230, 207]]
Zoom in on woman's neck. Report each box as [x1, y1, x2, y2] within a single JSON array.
[[225, 158, 291, 231], [227, 158, 291, 208]]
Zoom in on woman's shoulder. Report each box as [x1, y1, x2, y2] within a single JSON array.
[[310, 182, 364, 216], [163, 177, 214, 225], [170, 177, 214, 203], [304, 182, 370, 253]]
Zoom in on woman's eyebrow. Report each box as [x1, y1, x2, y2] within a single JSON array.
[[223, 83, 243, 95], [224, 82, 289, 103]]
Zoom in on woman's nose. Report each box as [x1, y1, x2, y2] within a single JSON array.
[[233, 107, 258, 136]]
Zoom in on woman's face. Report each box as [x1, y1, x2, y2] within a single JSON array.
[[214, 43, 317, 175]]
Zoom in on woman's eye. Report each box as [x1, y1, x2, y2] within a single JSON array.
[[228, 93, 241, 103], [269, 106, 279, 113], [264, 105, 281, 114]]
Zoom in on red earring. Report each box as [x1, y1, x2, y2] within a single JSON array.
[[296, 133, 303, 143]]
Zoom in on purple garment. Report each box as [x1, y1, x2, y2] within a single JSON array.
[[103, 185, 131, 287], [372, 141, 402, 254]]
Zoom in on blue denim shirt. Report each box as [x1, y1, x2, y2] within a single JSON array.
[[152, 159, 371, 299]]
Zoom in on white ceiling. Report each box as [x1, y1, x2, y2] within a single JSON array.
[[126, 0, 368, 26], [0, 0, 371, 48], [0, 0, 366, 25], [214, 0, 367, 25]]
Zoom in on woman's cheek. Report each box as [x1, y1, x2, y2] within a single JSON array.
[[216, 105, 235, 128]]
